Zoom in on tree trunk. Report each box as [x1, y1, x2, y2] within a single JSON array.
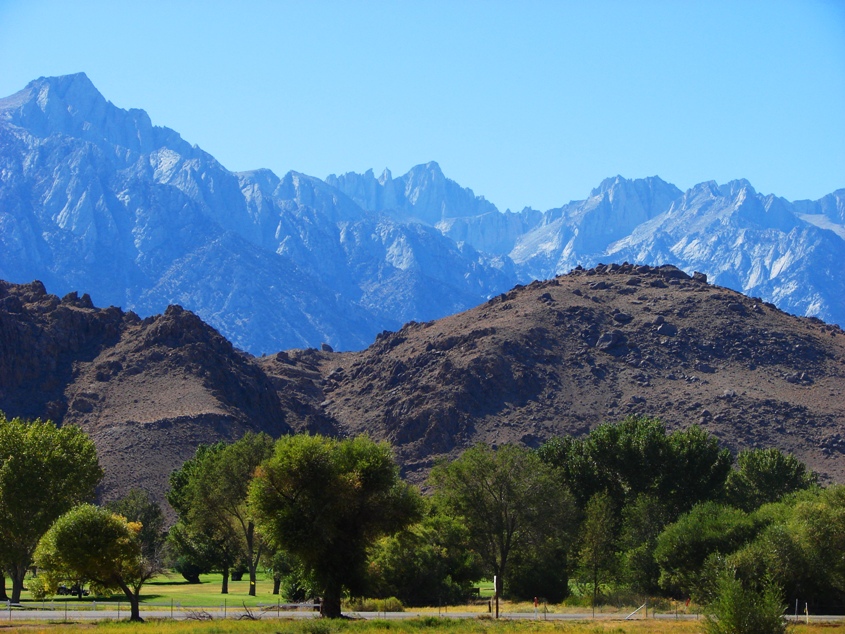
[[320, 583, 342, 619], [221, 566, 229, 594], [247, 521, 257, 597], [10, 564, 25, 604], [273, 574, 281, 595], [0, 572, 8, 601], [118, 580, 143, 622], [248, 565, 257, 596]]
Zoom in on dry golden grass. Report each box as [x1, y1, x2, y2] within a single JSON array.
[[0, 616, 842, 634]]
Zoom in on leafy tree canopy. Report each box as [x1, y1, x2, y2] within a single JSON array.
[[105, 489, 165, 562], [429, 443, 576, 604], [250, 434, 421, 618], [538, 416, 731, 515], [366, 498, 484, 606], [0, 413, 102, 603], [655, 502, 761, 599], [34, 504, 151, 621], [726, 447, 818, 511], [166, 434, 273, 595]]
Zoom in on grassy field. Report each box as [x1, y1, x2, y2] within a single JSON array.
[[16, 571, 293, 609], [0, 617, 843, 634], [12, 574, 685, 615], [8, 573, 844, 634]]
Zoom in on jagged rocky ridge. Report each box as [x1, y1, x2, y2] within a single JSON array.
[[0, 73, 843, 355], [0, 74, 513, 354], [1, 267, 843, 509]]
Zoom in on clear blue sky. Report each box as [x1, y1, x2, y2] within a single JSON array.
[[1, 0, 843, 212]]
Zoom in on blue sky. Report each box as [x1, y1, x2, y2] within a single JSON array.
[[1, 0, 843, 212]]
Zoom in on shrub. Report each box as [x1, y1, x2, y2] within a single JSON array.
[[344, 596, 404, 612], [703, 572, 789, 634]]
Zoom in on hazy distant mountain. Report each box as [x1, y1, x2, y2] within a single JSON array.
[[332, 169, 845, 329], [0, 73, 842, 354], [0, 74, 516, 352]]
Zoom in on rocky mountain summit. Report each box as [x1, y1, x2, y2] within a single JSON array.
[[0, 74, 514, 354], [1, 268, 843, 509], [1, 74, 842, 355]]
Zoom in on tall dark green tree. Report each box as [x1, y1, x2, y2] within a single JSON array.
[[195, 432, 274, 596], [167, 434, 274, 596], [618, 493, 671, 595], [250, 434, 421, 618], [105, 489, 166, 563], [167, 442, 237, 589], [578, 491, 618, 614], [665, 425, 733, 515], [429, 443, 576, 608], [0, 414, 102, 603]]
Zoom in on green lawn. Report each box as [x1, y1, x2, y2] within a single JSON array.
[[17, 570, 294, 609]]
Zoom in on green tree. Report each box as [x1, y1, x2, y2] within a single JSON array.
[[703, 570, 789, 634], [654, 502, 760, 600], [263, 547, 297, 596], [618, 493, 671, 595], [782, 485, 845, 602], [723, 486, 845, 610], [0, 414, 102, 603], [506, 537, 571, 603], [191, 432, 274, 596], [34, 504, 152, 621], [366, 500, 484, 606], [249, 434, 421, 618], [167, 442, 235, 588], [538, 417, 731, 516], [105, 489, 166, 562], [665, 425, 733, 515], [726, 448, 817, 511], [166, 436, 273, 594], [578, 491, 618, 615], [727, 523, 814, 607], [165, 522, 213, 584], [429, 443, 575, 610]]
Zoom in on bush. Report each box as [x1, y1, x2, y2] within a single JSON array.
[[703, 572, 789, 634], [344, 596, 404, 612]]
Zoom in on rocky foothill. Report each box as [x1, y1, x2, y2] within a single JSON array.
[[1, 264, 844, 510]]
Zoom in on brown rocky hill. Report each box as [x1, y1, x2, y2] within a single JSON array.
[[1, 264, 844, 509], [286, 263, 845, 484], [0, 280, 296, 506]]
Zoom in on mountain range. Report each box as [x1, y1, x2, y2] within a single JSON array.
[[2, 265, 843, 509], [0, 72, 843, 355]]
